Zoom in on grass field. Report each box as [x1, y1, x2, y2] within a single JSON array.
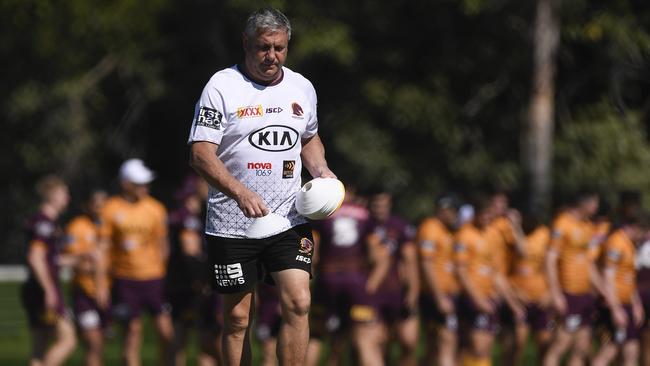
[[0, 281, 539, 365]]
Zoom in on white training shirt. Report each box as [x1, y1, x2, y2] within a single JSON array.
[[188, 65, 318, 238]]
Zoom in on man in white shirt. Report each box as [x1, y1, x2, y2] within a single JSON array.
[[188, 7, 335, 366]]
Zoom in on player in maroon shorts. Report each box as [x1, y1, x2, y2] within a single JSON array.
[[366, 191, 419, 366], [64, 189, 110, 366], [21, 175, 77, 366], [166, 176, 222, 366], [307, 188, 375, 366]]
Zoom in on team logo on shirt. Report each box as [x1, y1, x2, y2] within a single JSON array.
[[291, 102, 304, 119], [196, 106, 223, 130], [237, 105, 263, 119], [248, 125, 299, 152]]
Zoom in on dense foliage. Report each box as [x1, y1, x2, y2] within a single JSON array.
[[1, 0, 649, 262]]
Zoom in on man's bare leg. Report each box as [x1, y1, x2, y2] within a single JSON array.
[[272, 269, 311, 366], [222, 291, 254, 366]]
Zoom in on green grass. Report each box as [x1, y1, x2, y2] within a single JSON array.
[[0, 282, 540, 365]]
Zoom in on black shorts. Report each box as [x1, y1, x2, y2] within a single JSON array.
[[206, 224, 314, 294]]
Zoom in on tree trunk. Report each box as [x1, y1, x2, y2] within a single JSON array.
[[526, 0, 560, 216]]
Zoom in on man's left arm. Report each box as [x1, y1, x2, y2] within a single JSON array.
[[301, 134, 335, 179]]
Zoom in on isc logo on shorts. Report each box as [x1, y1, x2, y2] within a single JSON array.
[[215, 263, 245, 286], [295, 255, 311, 264]]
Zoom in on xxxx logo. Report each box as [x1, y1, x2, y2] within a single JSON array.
[[237, 105, 263, 119]]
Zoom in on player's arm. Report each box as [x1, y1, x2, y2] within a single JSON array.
[[507, 210, 527, 257], [400, 241, 419, 311], [419, 238, 453, 313], [495, 273, 524, 320], [190, 141, 268, 218], [631, 290, 645, 327], [546, 227, 566, 314], [301, 134, 335, 179], [454, 241, 494, 313], [27, 241, 58, 310], [600, 244, 628, 327], [366, 233, 390, 294]]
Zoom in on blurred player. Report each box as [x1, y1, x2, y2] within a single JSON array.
[[543, 191, 619, 366], [307, 188, 375, 366], [592, 215, 645, 366], [509, 212, 554, 364], [367, 191, 419, 366], [455, 195, 523, 366], [417, 194, 460, 366], [21, 175, 77, 366], [99, 159, 173, 366], [166, 176, 222, 366], [64, 189, 109, 366], [638, 225, 650, 366], [255, 283, 282, 366]]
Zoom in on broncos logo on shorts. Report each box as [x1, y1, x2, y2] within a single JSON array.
[[299, 237, 313, 255]]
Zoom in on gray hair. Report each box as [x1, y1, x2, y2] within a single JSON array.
[[244, 8, 292, 40]]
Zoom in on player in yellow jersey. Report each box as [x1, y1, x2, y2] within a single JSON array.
[[455, 196, 523, 366], [509, 212, 553, 364], [64, 189, 109, 366], [99, 159, 173, 366], [544, 191, 621, 366], [592, 215, 645, 366], [418, 194, 461, 366]]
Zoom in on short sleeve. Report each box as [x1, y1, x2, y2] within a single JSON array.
[[302, 83, 318, 139], [64, 222, 83, 254], [188, 81, 227, 145], [416, 221, 437, 258], [604, 240, 622, 268]]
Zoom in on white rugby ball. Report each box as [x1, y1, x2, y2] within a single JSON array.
[[245, 212, 291, 239], [295, 177, 346, 220]]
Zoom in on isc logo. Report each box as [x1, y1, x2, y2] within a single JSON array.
[[248, 125, 299, 152]]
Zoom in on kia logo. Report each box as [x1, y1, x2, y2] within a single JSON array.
[[248, 125, 299, 152]]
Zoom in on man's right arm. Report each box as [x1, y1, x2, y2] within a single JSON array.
[[189, 141, 268, 218]]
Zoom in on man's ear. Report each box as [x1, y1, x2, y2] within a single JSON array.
[[242, 32, 248, 51]]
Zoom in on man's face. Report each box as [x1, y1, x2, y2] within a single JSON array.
[[243, 29, 288, 83], [88, 191, 107, 217], [369, 193, 392, 221], [438, 207, 457, 227], [122, 181, 149, 200], [50, 186, 70, 212], [580, 196, 599, 218], [491, 193, 508, 216]]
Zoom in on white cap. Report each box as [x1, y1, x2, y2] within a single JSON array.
[[119, 159, 155, 184], [295, 178, 345, 220]]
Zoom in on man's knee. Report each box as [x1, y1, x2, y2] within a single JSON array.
[[282, 289, 311, 317], [225, 304, 251, 332]]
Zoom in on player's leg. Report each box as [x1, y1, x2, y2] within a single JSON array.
[[437, 323, 459, 366], [567, 326, 591, 366], [543, 326, 574, 366], [591, 341, 618, 366], [172, 318, 189, 366], [198, 293, 223, 366], [271, 268, 311, 365], [80, 326, 104, 366], [621, 339, 640, 366], [123, 317, 143, 366], [221, 291, 255, 366], [353, 320, 386, 366], [512, 320, 530, 366], [28, 326, 50, 366], [642, 328, 650, 366], [462, 329, 494, 366], [396, 315, 419, 366], [43, 316, 77, 366]]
